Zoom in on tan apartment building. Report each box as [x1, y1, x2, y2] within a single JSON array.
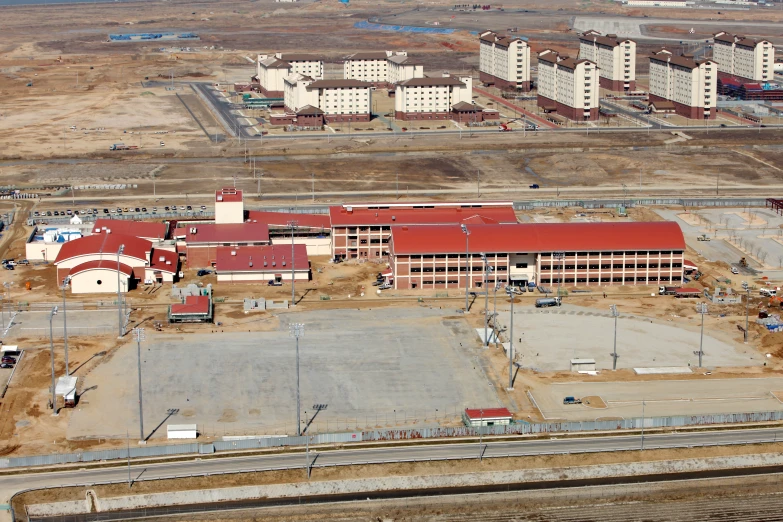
[[712, 32, 775, 83], [343, 51, 423, 87], [393, 74, 476, 121], [279, 74, 372, 124], [648, 49, 717, 119], [578, 30, 636, 91], [387, 222, 686, 290], [537, 50, 599, 121], [255, 52, 323, 97], [478, 31, 531, 91]]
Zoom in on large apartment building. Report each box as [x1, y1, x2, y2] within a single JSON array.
[[255, 53, 323, 97], [648, 49, 717, 119], [536, 50, 599, 121], [343, 51, 423, 86], [578, 30, 636, 91], [394, 74, 479, 121], [712, 32, 775, 83], [478, 30, 531, 91], [277, 74, 372, 125]]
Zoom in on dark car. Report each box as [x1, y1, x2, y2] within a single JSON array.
[[16, 259, 29, 265], [103, 208, 109, 214], [529, 184, 540, 189], [187, 205, 192, 211], [3, 265, 13, 271], [268, 280, 283, 286], [196, 269, 212, 276], [0, 363, 13, 369], [164, 206, 170, 211], [141, 207, 147, 212], [134, 207, 140, 213], [1, 357, 15, 364]]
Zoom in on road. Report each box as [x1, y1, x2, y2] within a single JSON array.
[[3, 428, 782, 511]]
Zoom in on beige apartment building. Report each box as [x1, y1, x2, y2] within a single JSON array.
[[394, 74, 475, 121], [281, 74, 372, 124], [712, 32, 775, 83], [478, 31, 531, 91], [537, 50, 599, 121], [255, 52, 323, 97], [648, 49, 717, 119], [578, 30, 636, 91], [343, 51, 423, 86]]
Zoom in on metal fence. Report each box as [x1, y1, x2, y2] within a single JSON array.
[[512, 198, 769, 210], [2, 411, 783, 469], [27, 210, 215, 226]]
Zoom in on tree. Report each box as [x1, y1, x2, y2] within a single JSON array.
[[760, 251, 768, 264]]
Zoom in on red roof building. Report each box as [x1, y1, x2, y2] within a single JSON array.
[[54, 233, 152, 286], [169, 295, 213, 323], [246, 210, 331, 230], [216, 188, 243, 203], [463, 407, 513, 426], [92, 219, 169, 242], [67, 260, 136, 294], [174, 223, 270, 246], [215, 244, 310, 283]]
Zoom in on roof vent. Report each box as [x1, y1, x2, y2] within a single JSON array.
[[231, 251, 237, 256], [392, 215, 396, 221], [217, 196, 223, 201], [159, 256, 165, 262], [264, 261, 268, 266], [191, 227, 197, 234], [402, 226, 408, 231], [106, 229, 111, 234], [249, 261, 253, 267], [272, 262, 276, 267], [282, 261, 286, 266], [166, 261, 171, 265], [346, 206, 353, 213]]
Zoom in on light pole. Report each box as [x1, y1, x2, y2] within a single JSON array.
[[61, 276, 71, 376], [506, 286, 515, 390], [461, 224, 470, 311], [133, 327, 145, 442], [743, 282, 750, 343], [478, 408, 484, 462], [290, 323, 304, 436], [553, 252, 564, 297], [610, 304, 619, 370], [493, 282, 501, 349], [287, 221, 298, 305], [49, 306, 59, 416], [481, 253, 490, 347], [116, 244, 125, 338], [695, 303, 708, 368]]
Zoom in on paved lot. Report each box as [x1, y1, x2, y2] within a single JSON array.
[[67, 307, 501, 439], [496, 304, 758, 372], [4, 310, 120, 339], [531, 377, 783, 421]]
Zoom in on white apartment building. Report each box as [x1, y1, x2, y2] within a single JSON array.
[[478, 31, 531, 91], [255, 55, 292, 97], [394, 74, 473, 120], [536, 50, 599, 121], [343, 51, 423, 86], [713, 32, 775, 82], [648, 49, 717, 119], [283, 74, 372, 123], [578, 30, 636, 91]]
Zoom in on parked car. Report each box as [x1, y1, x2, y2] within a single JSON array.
[[529, 184, 540, 189], [164, 206, 170, 211], [134, 207, 140, 213], [33, 211, 40, 217], [3, 265, 13, 271], [196, 269, 212, 276], [200, 205, 207, 211], [379, 283, 392, 290], [187, 205, 192, 211], [1, 357, 15, 364], [0, 363, 13, 369], [268, 280, 283, 286], [372, 280, 383, 286], [16, 259, 29, 265], [141, 207, 147, 212], [4, 260, 16, 266]]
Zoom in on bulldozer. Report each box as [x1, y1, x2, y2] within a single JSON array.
[[739, 257, 748, 268]]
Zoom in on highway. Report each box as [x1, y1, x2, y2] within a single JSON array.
[[3, 428, 781, 496]]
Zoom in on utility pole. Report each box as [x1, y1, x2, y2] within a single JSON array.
[[493, 282, 501, 350], [610, 305, 619, 370], [641, 399, 645, 450], [742, 281, 750, 343], [133, 327, 145, 442], [61, 277, 71, 376], [482, 254, 489, 347], [478, 408, 484, 461], [117, 244, 125, 338], [553, 252, 565, 297], [288, 220, 298, 305], [311, 172, 315, 202], [396, 173, 399, 200], [461, 224, 470, 311], [695, 303, 708, 368], [506, 287, 515, 390], [49, 306, 59, 416], [290, 323, 305, 436]]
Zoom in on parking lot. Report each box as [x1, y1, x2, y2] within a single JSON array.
[[496, 304, 757, 372], [67, 307, 501, 439], [531, 377, 783, 421], [4, 310, 120, 339]]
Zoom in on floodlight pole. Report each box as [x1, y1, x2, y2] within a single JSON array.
[[478, 408, 484, 461], [695, 303, 708, 368], [49, 306, 59, 416], [462, 225, 470, 311], [117, 244, 125, 338], [61, 277, 70, 376], [507, 288, 515, 390], [610, 305, 619, 371], [288, 221, 298, 305], [554, 252, 565, 297], [744, 288, 750, 343], [290, 324, 304, 436], [481, 254, 489, 347], [133, 327, 145, 441]]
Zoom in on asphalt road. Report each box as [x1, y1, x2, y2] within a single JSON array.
[[3, 428, 781, 499]]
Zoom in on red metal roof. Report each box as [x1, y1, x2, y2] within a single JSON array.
[[245, 210, 331, 230], [149, 248, 179, 274], [464, 407, 512, 420], [68, 259, 134, 277], [93, 219, 169, 241], [216, 188, 243, 203], [390, 222, 686, 255], [170, 295, 211, 315], [215, 244, 309, 272], [174, 223, 270, 245], [329, 205, 518, 227], [54, 233, 151, 264], [684, 259, 698, 269]]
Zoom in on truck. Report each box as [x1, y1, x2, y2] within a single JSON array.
[[696, 234, 711, 241], [675, 288, 702, 299], [109, 143, 138, 151], [760, 288, 778, 297], [563, 396, 582, 405], [535, 296, 561, 308], [498, 123, 512, 132], [659, 286, 679, 295]]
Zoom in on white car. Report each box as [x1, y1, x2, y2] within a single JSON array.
[[731, 267, 739, 274]]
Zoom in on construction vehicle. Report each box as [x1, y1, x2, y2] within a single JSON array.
[[739, 257, 748, 268], [563, 396, 582, 405], [697, 234, 711, 241], [498, 123, 512, 132], [109, 143, 138, 151], [535, 296, 562, 308]]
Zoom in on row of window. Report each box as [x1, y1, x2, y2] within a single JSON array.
[[539, 276, 683, 284], [541, 263, 682, 270], [409, 266, 508, 273]]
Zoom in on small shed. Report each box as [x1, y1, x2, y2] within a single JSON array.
[[462, 407, 513, 427], [167, 424, 198, 439], [649, 100, 676, 114], [55, 376, 78, 408], [168, 295, 213, 323], [570, 358, 596, 372]]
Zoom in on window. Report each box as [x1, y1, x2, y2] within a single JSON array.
[[515, 262, 528, 268]]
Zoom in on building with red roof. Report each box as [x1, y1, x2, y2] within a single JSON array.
[[68, 260, 135, 294], [215, 188, 245, 224], [174, 222, 271, 268], [463, 407, 513, 427], [246, 210, 332, 256], [92, 219, 169, 242], [215, 244, 310, 283], [54, 233, 151, 286], [388, 221, 686, 290], [328, 201, 517, 260], [169, 295, 213, 323]]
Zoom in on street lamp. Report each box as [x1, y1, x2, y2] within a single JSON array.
[[742, 281, 750, 343], [61, 276, 71, 376], [553, 252, 565, 297], [49, 306, 59, 416], [290, 323, 305, 436], [133, 327, 145, 442], [287, 220, 298, 305], [478, 408, 484, 462], [117, 244, 125, 338], [695, 303, 708, 368], [610, 305, 620, 370], [493, 281, 502, 349], [505, 286, 516, 390], [481, 253, 490, 347], [461, 224, 470, 311]]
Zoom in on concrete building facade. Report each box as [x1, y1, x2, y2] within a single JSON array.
[[648, 49, 717, 119], [343, 51, 424, 87], [578, 30, 636, 91], [387, 222, 686, 290], [478, 31, 531, 91], [537, 50, 599, 121], [394, 75, 474, 121], [282, 75, 372, 124], [713, 32, 775, 83], [255, 53, 323, 97]]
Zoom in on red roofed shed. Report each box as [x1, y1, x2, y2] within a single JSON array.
[[169, 295, 213, 323], [463, 407, 513, 427], [215, 244, 310, 283]]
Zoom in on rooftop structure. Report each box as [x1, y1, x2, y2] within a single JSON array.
[[92, 219, 169, 242], [215, 188, 244, 224]]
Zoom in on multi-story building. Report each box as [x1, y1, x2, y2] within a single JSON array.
[[648, 49, 717, 119], [329, 202, 519, 260], [712, 32, 775, 83], [394, 74, 477, 121], [279, 74, 372, 124], [343, 51, 423, 87], [254, 52, 323, 97], [388, 222, 685, 290], [578, 30, 636, 91], [537, 50, 599, 121], [478, 31, 531, 91]]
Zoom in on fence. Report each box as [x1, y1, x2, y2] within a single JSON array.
[[512, 197, 769, 210], [3, 410, 783, 469]]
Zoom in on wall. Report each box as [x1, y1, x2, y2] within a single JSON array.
[[271, 236, 331, 256], [26, 242, 64, 262], [70, 269, 131, 294]]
